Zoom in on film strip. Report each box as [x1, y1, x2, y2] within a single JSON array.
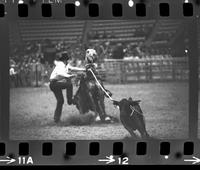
[[0, 0, 200, 166], [0, 0, 197, 18]]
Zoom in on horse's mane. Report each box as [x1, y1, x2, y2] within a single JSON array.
[[75, 70, 103, 98], [85, 65, 98, 81]]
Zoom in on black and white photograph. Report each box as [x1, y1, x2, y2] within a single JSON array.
[[9, 19, 189, 140]]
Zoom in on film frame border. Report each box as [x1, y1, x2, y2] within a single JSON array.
[[0, 0, 198, 19], [0, 0, 199, 165]]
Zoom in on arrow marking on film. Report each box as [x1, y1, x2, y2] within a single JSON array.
[[184, 156, 200, 165], [0, 157, 16, 164], [98, 155, 115, 164]]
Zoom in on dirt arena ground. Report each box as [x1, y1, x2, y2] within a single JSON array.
[[10, 82, 189, 140]]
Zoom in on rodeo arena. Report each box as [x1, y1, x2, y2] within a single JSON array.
[[9, 20, 189, 140]]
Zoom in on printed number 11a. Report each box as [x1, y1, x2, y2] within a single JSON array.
[[118, 157, 129, 165], [18, 157, 33, 165]]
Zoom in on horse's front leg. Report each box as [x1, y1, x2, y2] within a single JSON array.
[[97, 96, 110, 122], [88, 92, 99, 120], [96, 100, 105, 121], [99, 94, 106, 114], [97, 89, 112, 122]]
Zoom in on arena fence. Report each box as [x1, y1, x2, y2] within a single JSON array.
[[102, 57, 189, 84], [10, 57, 189, 88]]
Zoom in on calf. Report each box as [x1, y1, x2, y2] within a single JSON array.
[[113, 97, 150, 139]]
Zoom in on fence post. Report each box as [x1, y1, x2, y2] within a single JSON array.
[[120, 60, 124, 83], [149, 59, 152, 82], [160, 59, 164, 81], [145, 60, 149, 82], [137, 62, 140, 81], [35, 63, 38, 87], [172, 59, 175, 81]]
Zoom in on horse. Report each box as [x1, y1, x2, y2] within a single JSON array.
[[73, 64, 114, 122], [113, 97, 150, 139]]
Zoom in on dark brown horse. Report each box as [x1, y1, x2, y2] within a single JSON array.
[[73, 65, 113, 122]]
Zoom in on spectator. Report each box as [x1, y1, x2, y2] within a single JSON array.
[[10, 64, 17, 88], [112, 43, 124, 59]]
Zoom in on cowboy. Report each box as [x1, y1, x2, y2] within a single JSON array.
[[49, 51, 85, 123], [9, 64, 17, 88]]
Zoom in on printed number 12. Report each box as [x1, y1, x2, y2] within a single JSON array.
[[118, 157, 129, 165]]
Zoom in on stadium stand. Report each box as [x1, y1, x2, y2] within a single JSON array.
[[88, 20, 156, 45], [9, 19, 188, 86], [151, 19, 183, 46], [11, 19, 183, 56], [18, 20, 85, 44]]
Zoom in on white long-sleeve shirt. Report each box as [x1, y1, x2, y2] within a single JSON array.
[[10, 68, 17, 76], [50, 60, 85, 80]]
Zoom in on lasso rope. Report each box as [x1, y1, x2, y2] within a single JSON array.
[[88, 68, 114, 101], [88, 68, 142, 116], [130, 105, 142, 117]]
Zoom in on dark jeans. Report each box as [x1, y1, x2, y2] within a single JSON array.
[[49, 79, 73, 123]]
